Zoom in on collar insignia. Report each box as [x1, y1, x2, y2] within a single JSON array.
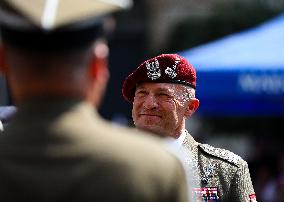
[[201, 163, 215, 185]]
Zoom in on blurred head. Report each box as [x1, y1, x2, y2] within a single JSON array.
[[122, 54, 199, 138], [0, 37, 109, 107], [0, 0, 132, 107]]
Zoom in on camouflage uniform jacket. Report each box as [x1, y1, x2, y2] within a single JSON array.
[[182, 131, 257, 202]]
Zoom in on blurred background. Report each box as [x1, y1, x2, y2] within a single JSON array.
[[1, 0, 284, 201]]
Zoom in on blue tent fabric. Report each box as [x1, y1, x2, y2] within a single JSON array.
[[179, 13, 284, 116]]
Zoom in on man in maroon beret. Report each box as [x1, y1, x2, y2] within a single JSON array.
[[122, 53, 257, 202]]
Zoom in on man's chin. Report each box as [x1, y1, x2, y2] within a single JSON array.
[[136, 125, 166, 138]]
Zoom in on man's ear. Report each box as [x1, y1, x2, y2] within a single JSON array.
[[184, 98, 199, 118], [88, 55, 109, 80], [88, 39, 109, 79], [86, 41, 110, 107]]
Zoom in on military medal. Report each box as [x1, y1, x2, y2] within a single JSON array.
[[193, 187, 219, 201]]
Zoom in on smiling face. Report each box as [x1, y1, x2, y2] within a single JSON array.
[[132, 82, 199, 138]]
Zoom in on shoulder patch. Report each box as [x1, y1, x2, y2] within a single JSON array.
[[199, 144, 244, 166]]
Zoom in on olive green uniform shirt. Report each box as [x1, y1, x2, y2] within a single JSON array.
[[182, 131, 256, 202], [0, 99, 188, 202]]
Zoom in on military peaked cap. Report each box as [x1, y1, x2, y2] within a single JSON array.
[[0, 0, 132, 50]]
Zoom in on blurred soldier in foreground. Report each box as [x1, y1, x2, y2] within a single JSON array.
[[122, 53, 257, 202], [0, 1, 189, 201]]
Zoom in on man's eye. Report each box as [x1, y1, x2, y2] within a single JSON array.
[[157, 93, 171, 97], [158, 93, 167, 96], [135, 91, 147, 96]]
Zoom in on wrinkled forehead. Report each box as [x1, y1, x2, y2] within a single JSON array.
[[136, 82, 184, 94]]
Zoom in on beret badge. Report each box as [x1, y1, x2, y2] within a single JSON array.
[[146, 59, 161, 80], [165, 58, 180, 79]]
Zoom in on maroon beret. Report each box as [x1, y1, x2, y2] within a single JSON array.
[[122, 53, 197, 102]]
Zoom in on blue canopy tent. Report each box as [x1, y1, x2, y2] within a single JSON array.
[[179, 13, 284, 116]]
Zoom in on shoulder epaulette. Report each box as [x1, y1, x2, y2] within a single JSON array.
[[199, 144, 244, 166]]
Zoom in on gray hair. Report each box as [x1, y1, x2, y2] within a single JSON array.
[[174, 85, 196, 106], [182, 85, 196, 99]]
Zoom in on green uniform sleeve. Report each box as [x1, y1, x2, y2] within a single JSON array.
[[230, 161, 256, 202]]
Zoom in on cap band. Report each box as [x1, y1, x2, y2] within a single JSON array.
[[0, 18, 104, 51], [163, 80, 196, 89]]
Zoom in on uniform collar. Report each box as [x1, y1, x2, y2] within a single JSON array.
[[183, 130, 200, 148], [164, 129, 187, 149]]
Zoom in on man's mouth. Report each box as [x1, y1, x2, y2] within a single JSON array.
[[139, 113, 161, 118]]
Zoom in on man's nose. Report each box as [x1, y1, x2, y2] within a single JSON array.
[[142, 94, 158, 110]]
